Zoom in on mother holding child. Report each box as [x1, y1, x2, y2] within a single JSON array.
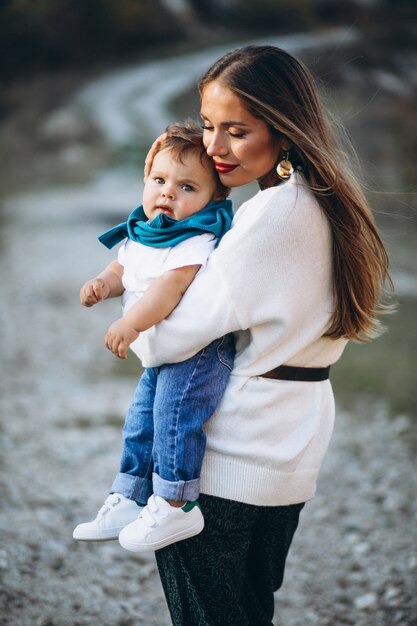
[[73, 45, 391, 625]]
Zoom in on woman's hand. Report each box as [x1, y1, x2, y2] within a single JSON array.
[[143, 133, 167, 181], [104, 318, 140, 360], [80, 278, 110, 307]]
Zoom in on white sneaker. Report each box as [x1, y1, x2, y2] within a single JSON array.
[[118, 495, 204, 552], [73, 493, 141, 541]]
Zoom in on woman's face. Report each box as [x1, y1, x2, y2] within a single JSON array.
[[200, 81, 283, 188]]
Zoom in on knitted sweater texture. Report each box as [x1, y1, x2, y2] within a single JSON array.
[[137, 173, 348, 505]]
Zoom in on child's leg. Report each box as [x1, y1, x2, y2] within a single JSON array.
[[118, 335, 235, 552], [110, 367, 158, 505], [152, 334, 235, 502]]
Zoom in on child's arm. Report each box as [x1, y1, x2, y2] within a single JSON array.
[[105, 264, 201, 360], [80, 261, 124, 307]]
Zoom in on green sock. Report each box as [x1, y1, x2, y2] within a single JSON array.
[[182, 500, 202, 512]]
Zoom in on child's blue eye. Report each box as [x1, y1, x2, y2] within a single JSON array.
[[181, 184, 194, 192], [154, 177, 164, 184]]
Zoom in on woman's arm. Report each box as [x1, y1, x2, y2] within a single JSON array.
[[137, 256, 244, 366]]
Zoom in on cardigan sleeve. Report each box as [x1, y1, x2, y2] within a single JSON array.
[[136, 175, 333, 368], [135, 259, 244, 367]]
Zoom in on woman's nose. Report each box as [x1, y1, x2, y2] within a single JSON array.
[[205, 132, 228, 157]]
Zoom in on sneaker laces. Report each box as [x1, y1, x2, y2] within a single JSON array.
[[97, 493, 121, 517]]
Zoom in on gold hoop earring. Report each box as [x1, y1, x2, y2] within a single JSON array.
[[276, 152, 294, 181]]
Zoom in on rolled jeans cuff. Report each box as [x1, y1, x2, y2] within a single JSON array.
[[152, 472, 200, 501], [110, 472, 152, 505]]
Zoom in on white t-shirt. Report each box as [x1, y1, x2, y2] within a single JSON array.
[[117, 233, 217, 356]]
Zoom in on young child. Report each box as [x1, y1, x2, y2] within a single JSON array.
[[73, 121, 235, 552]]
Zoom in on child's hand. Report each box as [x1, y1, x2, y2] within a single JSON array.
[[80, 278, 110, 307], [105, 318, 140, 360]]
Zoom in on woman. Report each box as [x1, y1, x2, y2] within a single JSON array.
[[139, 45, 391, 625]]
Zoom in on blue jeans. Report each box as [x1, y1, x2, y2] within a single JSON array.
[[111, 335, 235, 503]]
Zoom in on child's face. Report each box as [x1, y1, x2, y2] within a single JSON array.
[[143, 148, 217, 222]]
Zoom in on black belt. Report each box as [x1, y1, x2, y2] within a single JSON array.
[[260, 365, 330, 382]]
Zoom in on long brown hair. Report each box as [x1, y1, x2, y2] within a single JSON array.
[[199, 45, 393, 341]]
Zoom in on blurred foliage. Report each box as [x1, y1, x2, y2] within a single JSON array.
[[189, 0, 323, 30], [332, 296, 417, 419], [1, 0, 415, 84], [189, 0, 416, 32], [0, 0, 184, 82]]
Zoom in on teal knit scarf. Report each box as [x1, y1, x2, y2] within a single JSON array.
[[98, 199, 233, 249]]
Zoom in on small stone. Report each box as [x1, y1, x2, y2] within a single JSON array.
[[313, 507, 328, 521], [353, 542, 370, 555], [305, 610, 320, 623], [36, 618, 56, 626], [345, 531, 361, 544], [382, 493, 403, 511], [354, 591, 378, 610], [383, 586, 402, 607], [384, 586, 400, 601]]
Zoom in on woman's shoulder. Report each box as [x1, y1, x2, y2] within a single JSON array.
[[232, 171, 321, 234], [213, 172, 330, 272], [239, 171, 316, 212], [265, 171, 317, 209]]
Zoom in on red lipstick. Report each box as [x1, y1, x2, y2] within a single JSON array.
[[213, 160, 238, 174]]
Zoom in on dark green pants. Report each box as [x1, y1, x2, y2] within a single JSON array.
[[156, 494, 304, 626]]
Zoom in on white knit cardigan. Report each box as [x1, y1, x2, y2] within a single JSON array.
[[137, 172, 348, 505]]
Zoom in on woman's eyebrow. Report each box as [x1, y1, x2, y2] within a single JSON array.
[[200, 114, 249, 127]]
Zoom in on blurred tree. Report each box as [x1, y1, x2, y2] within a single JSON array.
[[226, 0, 320, 30], [187, 0, 363, 30], [188, 0, 320, 29], [0, 0, 415, 84], [0, 0, 185, 82]]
